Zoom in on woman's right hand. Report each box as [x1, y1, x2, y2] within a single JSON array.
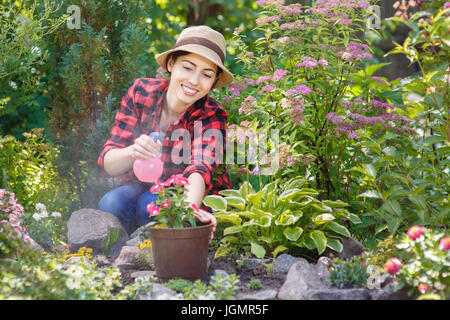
[[130, 134, 162, 160]]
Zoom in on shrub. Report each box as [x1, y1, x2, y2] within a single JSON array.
[[204, 177, 361, 259], [327, 255, 368, 289], [383, 226, 449, 300]]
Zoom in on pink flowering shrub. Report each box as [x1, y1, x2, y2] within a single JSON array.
[[146, 174, 201, 228], [387, 227, 449, 299], [0, 189, 33, 257], [220, 0, 414, 203]]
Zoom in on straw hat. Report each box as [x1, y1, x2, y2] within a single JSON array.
[[155, 25, 234, 89]]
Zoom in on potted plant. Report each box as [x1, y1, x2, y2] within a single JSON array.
[[145, 174, 213, 282]]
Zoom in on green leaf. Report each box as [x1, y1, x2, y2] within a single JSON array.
[[240, 181, 254, 198], [310, 230, 327, 255], [313, 213, 335, 225], [365, 63, 390, 76], [275, 213, 300, 226], [214, 213, 242, 225], [384, 213, 402, 235], [278, 188, 301, 202], [223, 225, 243, 235], [326, 221, 351, 237], [358, 190, 382, 199], [203, 195, 227, 211], [365, 164, 377, 179], [326, 238, 343, 253], [214, 246, 231, 259], [250, 242, 266, 259], [254, 215, 272, 228], [322, 200, 350, 208], [226, 196, 246, 211], [283, 226, 303, 242], [219, 189, 241, 197], [272, 245, 288, 258], [247, 190, 264, 207]]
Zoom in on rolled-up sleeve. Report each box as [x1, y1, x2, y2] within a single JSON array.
[[98, 79, 140, 178], [183, 109, 227, 195]]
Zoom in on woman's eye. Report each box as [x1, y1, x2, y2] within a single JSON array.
[[203, 74, 212, 79], [183, 66, 192, 71]]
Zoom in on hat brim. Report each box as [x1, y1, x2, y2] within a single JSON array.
[[155, 44, 234, 89]]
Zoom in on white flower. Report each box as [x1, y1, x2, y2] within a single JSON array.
[[32, 212, 42, 221], [40, 210, 49, 218], [35, 203, 46, 211], [9, 81, 17, 90], [51, 211, 61, 218]]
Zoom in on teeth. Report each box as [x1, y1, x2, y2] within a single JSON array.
[[182, 85, 197, 95]]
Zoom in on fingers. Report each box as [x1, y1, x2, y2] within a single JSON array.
[[194, 209, 216, 241], [132, 134, 162, 160]]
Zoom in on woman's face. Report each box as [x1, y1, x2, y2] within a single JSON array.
[[166, 52, 218, 110]]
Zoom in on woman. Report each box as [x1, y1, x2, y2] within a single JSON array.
[[97, 25, 234, 238]]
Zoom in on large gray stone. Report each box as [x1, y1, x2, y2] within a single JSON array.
[[277, 258, 327, 300], [273, 253, 302, 275], [67, 208, 128, 258], [338, 237, 364, 260], [112, 245, 140, 268], [139, 283, 182, 300], [308, 288, 372, 300]]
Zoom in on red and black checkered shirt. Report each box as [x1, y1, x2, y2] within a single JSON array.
[[98, 78, 233, 201]]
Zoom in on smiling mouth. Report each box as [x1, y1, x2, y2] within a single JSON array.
[[181, 84, 198, 96]]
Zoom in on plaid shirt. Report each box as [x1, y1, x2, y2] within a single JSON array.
[[98, 78, 232, 204]]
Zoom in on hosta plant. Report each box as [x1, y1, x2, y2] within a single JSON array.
[[203, 177, 361, 259]]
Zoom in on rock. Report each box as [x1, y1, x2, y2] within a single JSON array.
[[131, 270, 156, 279], [112, 246, 140, 268], [125, 236, 142, 247], [67, 208, 128, 258], [214, 269, 229, 277], [315, 256, 331, 285], [308, 288, 372, 300], [94, 254, 111, 267], [243, 258, 272, 276], [277, 258, 327, 300], [139, 283, 182, 300], [338, 237, 364, 260], [370, 281, 410, 300], [273, 254, 302, 275], [240, 289, 278, 300]]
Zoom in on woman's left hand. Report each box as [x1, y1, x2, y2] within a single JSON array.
[[194, 209, 217, 241]]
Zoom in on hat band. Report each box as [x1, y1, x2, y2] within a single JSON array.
[[173, 37, 225, 63]]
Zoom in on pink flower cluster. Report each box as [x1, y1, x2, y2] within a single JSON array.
[[273, 69, 290, 81], [296, 56, 328, 68], [0, 189, 32, 243], [150, 174, 190, 193], [341, 41, 373, 61], [285, 84, 312, 96], [325, 98, 414, 139]]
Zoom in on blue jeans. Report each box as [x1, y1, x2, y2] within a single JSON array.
[[98, 182, 159, 235]]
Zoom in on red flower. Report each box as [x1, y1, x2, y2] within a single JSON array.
[[418, 283, 428, 293], [385, 258, 402, 275], [407, 225, 424, 240], [146, 202, 155, 212], [439, 237, 450, 251], [163, 174, 190, 187], [161, 201, 171, 208], [191, 203, 200, 213], [150, 180, 164, 193], [149, 206, 160, 217]]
